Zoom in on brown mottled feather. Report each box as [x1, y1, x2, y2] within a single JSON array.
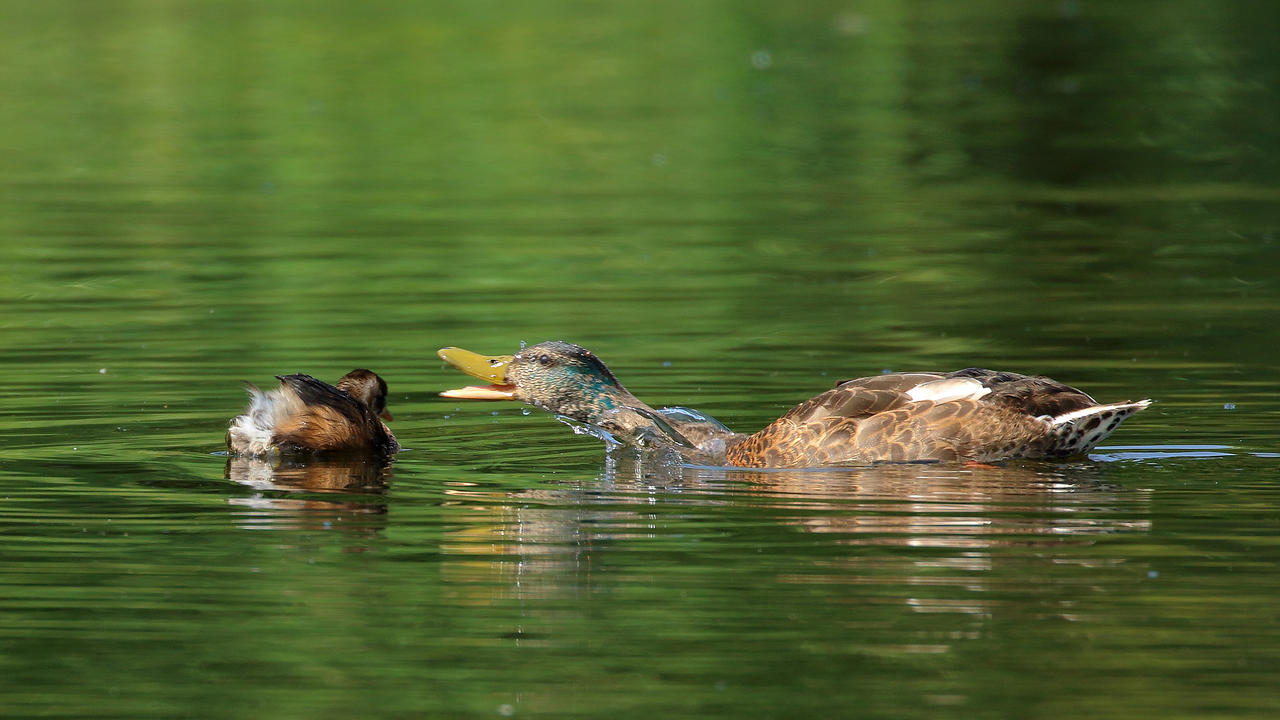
[[725, 369, 1143, 467]]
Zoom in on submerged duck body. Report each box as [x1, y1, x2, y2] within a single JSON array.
[[227, 369, 399, 456], [438, 341, 1150, 468]]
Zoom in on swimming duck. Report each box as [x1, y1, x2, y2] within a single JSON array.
[[226, 369, 399, 456], [437, 341, 1150, 468]]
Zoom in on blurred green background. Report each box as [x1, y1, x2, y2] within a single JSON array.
[[1, 1, 1278, 718]]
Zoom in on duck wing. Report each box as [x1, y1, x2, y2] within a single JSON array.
[[277, 374, 367, 420], [943, 367, 1099, 418]]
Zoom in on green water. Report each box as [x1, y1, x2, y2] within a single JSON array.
[[3, 1, 1279, 718]]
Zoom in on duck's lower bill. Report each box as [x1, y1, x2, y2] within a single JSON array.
[[438, 347, 518, 400], [440, 384, 517, 400]]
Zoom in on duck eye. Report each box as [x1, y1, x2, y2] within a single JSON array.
[[538, 354, 554, 367]]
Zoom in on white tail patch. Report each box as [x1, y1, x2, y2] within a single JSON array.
[[1049, 399, 1152, 454], [906, 377, 992, 404], [227, 383, 299, 456]]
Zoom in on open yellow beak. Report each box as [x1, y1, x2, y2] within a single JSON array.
[[438, 347, 518, 400]]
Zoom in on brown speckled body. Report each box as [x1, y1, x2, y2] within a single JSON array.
[[724, 369, 1144, 467], [439, 341, 1150, 469], [726, 398, 1056, 466]]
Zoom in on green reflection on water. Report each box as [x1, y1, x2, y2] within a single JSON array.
[[1, 1, 1279, 718]]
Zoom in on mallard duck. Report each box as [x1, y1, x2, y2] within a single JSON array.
[[437, 341, 1150, 468], [226, 369, 399, 456]]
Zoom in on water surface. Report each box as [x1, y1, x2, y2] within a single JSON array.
[[2, 1, 1278, 718]]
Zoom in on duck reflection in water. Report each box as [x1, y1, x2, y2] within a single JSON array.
[[435, 455, 1151, 619], [224, 454, 394, 494], [224, 455, 393, 536], [703, 462, 1150, 547]]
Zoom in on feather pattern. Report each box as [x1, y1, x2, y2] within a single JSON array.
[[724, 369, 1147, 467], [439, 341, 1151, 469]]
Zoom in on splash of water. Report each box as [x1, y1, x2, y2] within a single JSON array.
[[654, 406, 733, 434], [555, 415, 623, 451]]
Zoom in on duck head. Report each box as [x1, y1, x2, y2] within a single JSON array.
[[439, 341, 749, 460], [438, 341, 642, 424], [336, 368, 394, 421]]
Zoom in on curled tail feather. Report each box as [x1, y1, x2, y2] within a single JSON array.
[[227, 383, 297, 455], [1048, 399, 1151, 455]]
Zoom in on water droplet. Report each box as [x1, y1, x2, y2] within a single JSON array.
[[834, 13, 869, 35], [662, 361, 672, 367], [1223, 403, 1236, 410], [750, 50, 772, 69], [521, 408, 531, 416], [497, 705, 515, 717], [491, 410, 500, 416], [1147, 570, 1159, 579], [98, 368, 107, 374]]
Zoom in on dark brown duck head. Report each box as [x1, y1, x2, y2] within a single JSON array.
[[335, 368, 394, 421]]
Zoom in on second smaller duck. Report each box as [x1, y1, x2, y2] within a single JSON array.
[[226, 369, 399, 456]]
